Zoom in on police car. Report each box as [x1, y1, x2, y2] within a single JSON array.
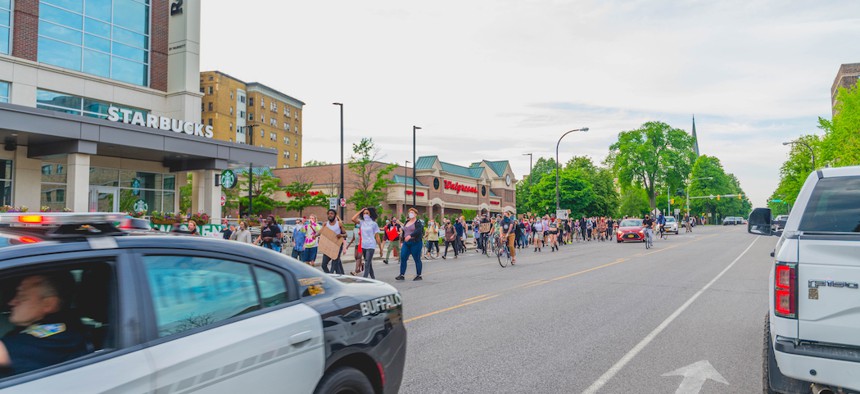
[[0, 213, 406, 393]]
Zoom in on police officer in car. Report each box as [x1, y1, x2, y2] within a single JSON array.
[[0, 274, 87, 376]]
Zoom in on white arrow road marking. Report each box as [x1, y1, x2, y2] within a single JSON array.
[[662, 360, 729, 394]]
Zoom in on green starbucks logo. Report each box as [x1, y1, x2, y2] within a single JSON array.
[[133, 199, 148, 212], [221, 169, 237, 189]]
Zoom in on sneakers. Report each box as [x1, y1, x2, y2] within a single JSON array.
[[442, 255, 446, 260], [383, 259, 389, 264], [413, 275, 423, 281], [395, 275, 405, 281]]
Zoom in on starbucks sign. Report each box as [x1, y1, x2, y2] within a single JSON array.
[[221, 169, 237, 189], [133, 199, 148, 212]]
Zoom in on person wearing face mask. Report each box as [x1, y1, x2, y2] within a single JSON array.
[[352, 207, 382, 279], [424, 218, 439, 259], [290, 217, 306, 259], [256, 215, 283, 252], [396, 208, 424, 281], [231, 221, 253, 243], [321, 209, 347, 274], [299, 214, 322, 267]]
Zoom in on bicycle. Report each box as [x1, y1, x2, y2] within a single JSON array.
[[659, 224, 668, 240], [644, 227, 654, 249], [496, 234, 512, 267], [485, 234, 496, 258]]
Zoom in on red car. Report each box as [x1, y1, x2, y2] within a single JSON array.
[[616, 218, 645, 243]]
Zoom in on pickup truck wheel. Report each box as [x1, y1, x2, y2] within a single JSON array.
[[763, 313, 778, 394], [314, 367, 374, 394], [763, 313, 810, 394]]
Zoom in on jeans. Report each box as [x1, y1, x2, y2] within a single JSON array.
[[291, 248, 303, 259], [322, 246, 344, 274], [400, 241, 423, 276], [443, 240, 458, 257], [363, 248, 375, 279], [426, 240, 439, 255], [385, 240, 400, 261]]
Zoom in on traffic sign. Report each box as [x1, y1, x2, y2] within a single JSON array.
[[556, 209, 568, 220], [674, 208, 680, 215], [220, 195, 226, 206], [771, 199, 782, 203], [329, 197, 338, 210], [340, 198, 346, 207]]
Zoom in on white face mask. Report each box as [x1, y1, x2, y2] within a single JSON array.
[[363, 215, 370, 221], [409, 212, 416, 219]]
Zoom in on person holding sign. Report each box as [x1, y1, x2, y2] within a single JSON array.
[[352, 208, 381, 279], [321, 209, 347, 274]]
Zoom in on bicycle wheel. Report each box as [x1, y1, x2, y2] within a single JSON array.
[[497, 246, 507, 267]]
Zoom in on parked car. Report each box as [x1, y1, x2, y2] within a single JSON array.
[[749, 165, 860, 394], [771, 214, 788, 232], [722, 216, 741, 225]]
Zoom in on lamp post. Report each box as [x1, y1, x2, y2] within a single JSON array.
[[244, 123, 258, 218], [782, 140, 816, 170], [685, 176, 714, 218], [555, 127, 589, 211], [523, 153, 533, 185], [666, 165, 675, 217], [333, 102, 344, 219], [412, 126, 421, 208], [404, 160, 410, 217]]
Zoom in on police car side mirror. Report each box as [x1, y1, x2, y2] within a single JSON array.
[[747, 207, 772, 236]]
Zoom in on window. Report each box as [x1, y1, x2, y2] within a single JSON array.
[[293, 153, 298, 161], [229, 90, 233, 99], [285, 124, 290, 132], [799, 176, 860, 233], [200, 103, 204, 112], [199, 87, 204, 93], [248, 97, 254, 106], [248, 113, 253, 121], [88, 168, 176, 213], [207, 86, 212, 94], [284, 107, 288, 116], [207, 118, 212, 126], [0, 159, 11, 206], [143, 256, 289, 337], [229, 122, 233, 131], [260, 98, 264, 108], [239, 95, 245, 104], [208, 75, 213, 81], [260, 129, 264, 137], [0, 0, 10, 55], [229, 106, 233, 115], [36, 89, 147, 119], [296, 125, 300, 133], [295, 139, 298, 146], [270, 132, 275, 141], [207, 102, 213, 111], [282, 151, 287, 158], [37, 0, 152, 86], [41, 158, 67, 211], [260, 115, 265, 123], [0, 81, 10, 103], [239, 110, 245, 119]]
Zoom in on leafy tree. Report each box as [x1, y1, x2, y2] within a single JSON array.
[[820, 83, 860, 167], [564, 157, 619, 217], [303, 160, 331, 167], [348, 138, 396, 211], [238, 169, 285, 216], [528, 169, 593, 217], [179, 173, 192, 213], [687, 156, 751, 221], [618, 185, 650, 217], [607, 121, 696, 212], [284, 181, 329, 216]]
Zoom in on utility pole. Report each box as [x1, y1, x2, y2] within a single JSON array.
[[245, 124, 257, 218], [333, 103, 344, 219], [412, 126, 421, 208]]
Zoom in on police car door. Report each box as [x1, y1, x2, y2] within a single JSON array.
[[138, 252, 325, 393]]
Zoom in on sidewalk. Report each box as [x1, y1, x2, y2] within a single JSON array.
[[298, 239, 479, 267]]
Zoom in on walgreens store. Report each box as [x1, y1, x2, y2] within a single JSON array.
[[0, 0, 274, 222]]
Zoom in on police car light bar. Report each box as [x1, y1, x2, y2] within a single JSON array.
[[0, 212, 128, 226]]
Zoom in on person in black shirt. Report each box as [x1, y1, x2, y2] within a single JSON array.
[[256, 215, 283, 252], [0, 274, 87, 377], [642, 215, 655, 243]]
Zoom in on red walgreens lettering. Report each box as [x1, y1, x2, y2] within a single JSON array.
[[444, 180, 477, 194]]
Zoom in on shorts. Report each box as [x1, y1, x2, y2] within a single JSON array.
[[291, 248, 303, 259], [301, 247, 318, 262]]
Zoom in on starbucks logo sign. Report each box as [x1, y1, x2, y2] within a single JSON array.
[[133, 199, 148, 212], [221, 169, 237, 189]]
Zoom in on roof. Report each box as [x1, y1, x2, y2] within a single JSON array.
[[201, 70, 305, 107], [392, 175, 426, 187], [441, 162, 484, 178], [415, 156, 438, 170], [485, 161, 510, 177]]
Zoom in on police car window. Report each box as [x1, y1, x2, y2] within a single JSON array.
[[143, 256, 259, 338], [799, 176, 860, 233], [253, 267, 288, 308]]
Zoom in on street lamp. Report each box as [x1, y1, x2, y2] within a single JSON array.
[[555, 127, 589, 211], [685, 176, 714, 218], [412, 126, 421, 208], [333, 102, 344, 219], [666, 165, 675, 217], [782, 140, 816, 170], [404, 160, 410, 216], [523, 153, 533, 186]]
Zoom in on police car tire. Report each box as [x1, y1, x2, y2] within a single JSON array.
[[314, 366, 374, 394]]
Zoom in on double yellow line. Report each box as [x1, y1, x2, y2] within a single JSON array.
[[403, 234, 717, 324]]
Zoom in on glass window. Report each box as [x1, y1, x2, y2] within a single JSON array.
[[38, 0, 150, 86], [37, 89, 146, 119], [0, 159, 11, 206], [0, 0, 10, 54], [254, 267, 288, 308], [799, 176, 860, 233], [143, 256, 260, 337], [0, 81, 9, 103]]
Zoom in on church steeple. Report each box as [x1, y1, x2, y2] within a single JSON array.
[[692, 115, 700, 157]]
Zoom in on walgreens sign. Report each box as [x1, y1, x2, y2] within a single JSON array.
[[444, 180, 477, 194]]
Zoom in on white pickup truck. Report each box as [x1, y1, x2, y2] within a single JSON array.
[[748, 166, 860, 394]]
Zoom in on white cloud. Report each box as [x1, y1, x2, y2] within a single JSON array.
[[200, 0, 860, 208]]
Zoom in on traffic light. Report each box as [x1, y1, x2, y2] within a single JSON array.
[[670, 198, 675, 204]]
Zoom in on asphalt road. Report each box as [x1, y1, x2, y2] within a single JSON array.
[[342, 225, 777, 393]]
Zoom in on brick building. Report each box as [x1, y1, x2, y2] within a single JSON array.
[[200, 71, 304, 169], [832, 63, 860, 116], [271, 156, 517, 220]]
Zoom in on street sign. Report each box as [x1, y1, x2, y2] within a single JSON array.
[[220, 195, 226, 206], [221, 169, 237, 189], [556, 209, 568, 220], [674, 208, 680, 215], [329, 197, 338, 210], [771, 199, 782, 203], [340, 198, 346, 207]]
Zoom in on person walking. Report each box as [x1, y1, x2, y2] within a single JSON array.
[[255, 215, 283, 252], [352, 207, 381, 279], [396, 208, 424, 281], [442, 219, 458, 259], [454, 217, 466, 255], [478, 213, 491, 255], [383, 219, 401, 264], [320, 209, 347, 274], [300, 214, 322, 267], [290, 217, 306, 259], [532, 217, 544, 252], [231, 221, 253, 243], [425, 218, 439, 259], [500, 210, 517, 264], [347, 226, 363, 276]]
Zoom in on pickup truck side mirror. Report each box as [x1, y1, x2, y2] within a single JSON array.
[[748, 207, 773, 236]]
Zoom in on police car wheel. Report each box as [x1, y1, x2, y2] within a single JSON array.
[[314, 366, 374, 394]]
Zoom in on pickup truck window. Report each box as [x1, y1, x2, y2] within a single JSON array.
[[799, 176, 860, 233]]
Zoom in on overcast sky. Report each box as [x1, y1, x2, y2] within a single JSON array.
[[199, 0, 860, 207]]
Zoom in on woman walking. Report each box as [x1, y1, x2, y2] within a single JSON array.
[[396, 208, 424, 281], [347, 226, 364, 276], [300, 215, 322, 267], [425, 218, 440, 259], [532, 217, 544, 252], [442, 219, 458, 259], [352, 207, 381, 279]]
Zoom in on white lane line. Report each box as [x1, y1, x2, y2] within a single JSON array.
[[581, 236, 760, 394]]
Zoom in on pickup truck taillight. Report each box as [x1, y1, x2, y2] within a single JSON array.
[[774, 262, 797, 319]]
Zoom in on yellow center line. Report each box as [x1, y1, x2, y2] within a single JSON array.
[[404, 295, 500, 324], [462, 293, 491, 302]]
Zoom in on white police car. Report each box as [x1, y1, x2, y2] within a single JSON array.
[[0, 213, 406, 393]]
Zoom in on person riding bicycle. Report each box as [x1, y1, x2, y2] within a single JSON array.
[[642, 214, 656, 244], [499, 210, 517, 265], [656, 212, 666, 237]]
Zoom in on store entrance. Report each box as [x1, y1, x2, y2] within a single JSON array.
[[88, 186, 119, 212]]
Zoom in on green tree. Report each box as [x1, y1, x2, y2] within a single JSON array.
[[238, 168, 285, 216], [179, 173, 192, 213], [284, 181, 329, 216], [607, 121, 696, 212], [820, 82, 860, 167], [564, 157, 619, 217], [303, 160, 331, 167], [687, 156, 751, 221], [618, 185, 650, 217], [348, 138, 396, 211]]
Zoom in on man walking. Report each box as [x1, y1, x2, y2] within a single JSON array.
[[291, 217, 305, 260]]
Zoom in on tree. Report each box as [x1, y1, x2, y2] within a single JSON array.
[[238, 168, 285, 216], [303, 160, 331, 167], [618, 186, 650, 217], [687, 156, 751, 221], [608, 121, 696, 212], [819, 82, 860, 167], [284, 181, 329, 216], [348, 138, 396, 211]]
